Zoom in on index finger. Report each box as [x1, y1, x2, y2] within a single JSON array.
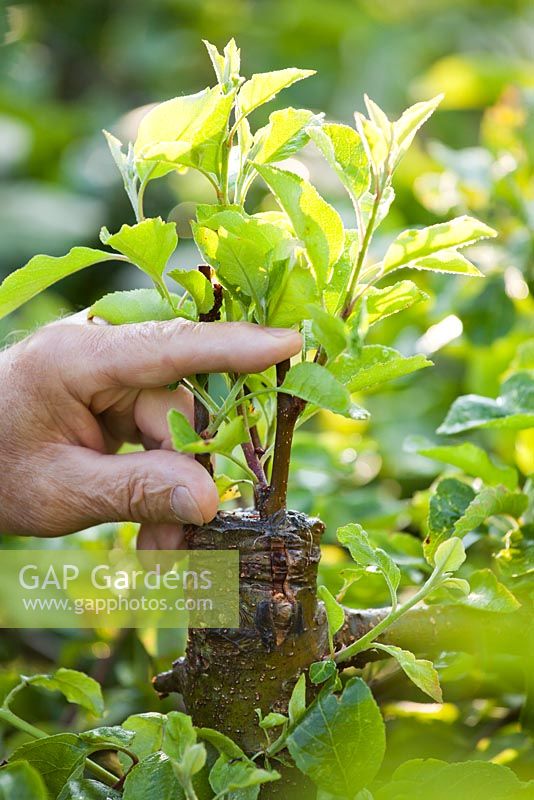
[[54, 318, 302, 392]]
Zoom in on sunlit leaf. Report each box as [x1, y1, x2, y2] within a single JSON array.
[[134, 87, 234, 179], [255, 164, 344, 287], [0, 247, 118, 320], [102, 217, 177, 285], [383, 215, 496, 274], [362, 280, 429, 326], [393, 94, 443, 164], [374, 643, 442, 702], [308, 122, 370, 202], [238, 68, 315, 118], [253, 108, 317, 165]]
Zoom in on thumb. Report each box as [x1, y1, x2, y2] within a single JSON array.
[[36, 445, 219, 536]]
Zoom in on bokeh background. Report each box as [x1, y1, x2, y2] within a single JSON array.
[[0, 0, 533, 784]]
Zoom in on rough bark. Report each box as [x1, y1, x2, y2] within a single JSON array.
[[153, 508, 528, 772], [154, 509, 326, 754]]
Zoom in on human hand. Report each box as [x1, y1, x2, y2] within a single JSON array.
[[0, 315, 301, 548]]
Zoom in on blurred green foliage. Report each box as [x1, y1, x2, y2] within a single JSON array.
[[0, 0, 533, 790]]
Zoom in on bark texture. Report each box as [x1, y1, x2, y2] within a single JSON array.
[[154, 509, 326, 754]]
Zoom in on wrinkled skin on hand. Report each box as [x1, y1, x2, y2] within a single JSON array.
[[0, 312, 301, 548]]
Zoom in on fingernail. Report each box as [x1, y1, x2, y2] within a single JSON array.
[[171, 486, 204, 526], [265, 327, 300, 338]]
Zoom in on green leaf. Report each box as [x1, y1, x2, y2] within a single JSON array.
[[288, 673, 307, 728], [167, 411, 203, 451], [434, 538, 466, 573], [259, 712, 288, 730], [438, 372, 534, 434], [337, 523, 401, 599], [0, 247, 119, 321], [453, 486, 528, 538], [11, 734, 88, 798], [391, 249, 485, 276], [417, 442, 518, 490], [374, 643, 442, 702], [287, 677, 385, 797], [383, 215, 496, 275], [79, 726, 136, 749], [393, 94, 443, 164], [0, 761, 48, 800], [60, 779, 122, 799], [134, 87, 234, 178], [354, 108, 390, 177], [308, 306, 347, 360], [209, 755, 279, 797], [255, 165, 344, 288], [331, 346, 432, 393], [363, 280, 429, 326], [167, 268, 215, 314], [266, 262, 319, 328], [238, 68, 315, 118], [318, 585, 345, 653], [103, 131, 138, 212], [204, 39, 241, 91], [90, 288, 184, 324], [192, 218, 272, 308], [122, 712, 202, 765], [280, 362, 367, 419], [196, 728, 246, 760], [426, 478, 475, 564], [168, 410, 248, 456], [172, 743, 207, 785], [252, 108, 316, 165], [375, 758, 527, 800], [123, 753, 182, 800], [103, 217, 177, 285], [30, 668, 104, 716], [462, 569, 520, 613], [309, 660, 337, 685], [359, 192, 395, 247], [308, 122, 370, 202]]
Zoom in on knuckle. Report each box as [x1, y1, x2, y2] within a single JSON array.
[[12, 327, 61, 385], [125, 470, 161, 523]]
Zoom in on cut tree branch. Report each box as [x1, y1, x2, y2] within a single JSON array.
[[262, 359, 304, 517]]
